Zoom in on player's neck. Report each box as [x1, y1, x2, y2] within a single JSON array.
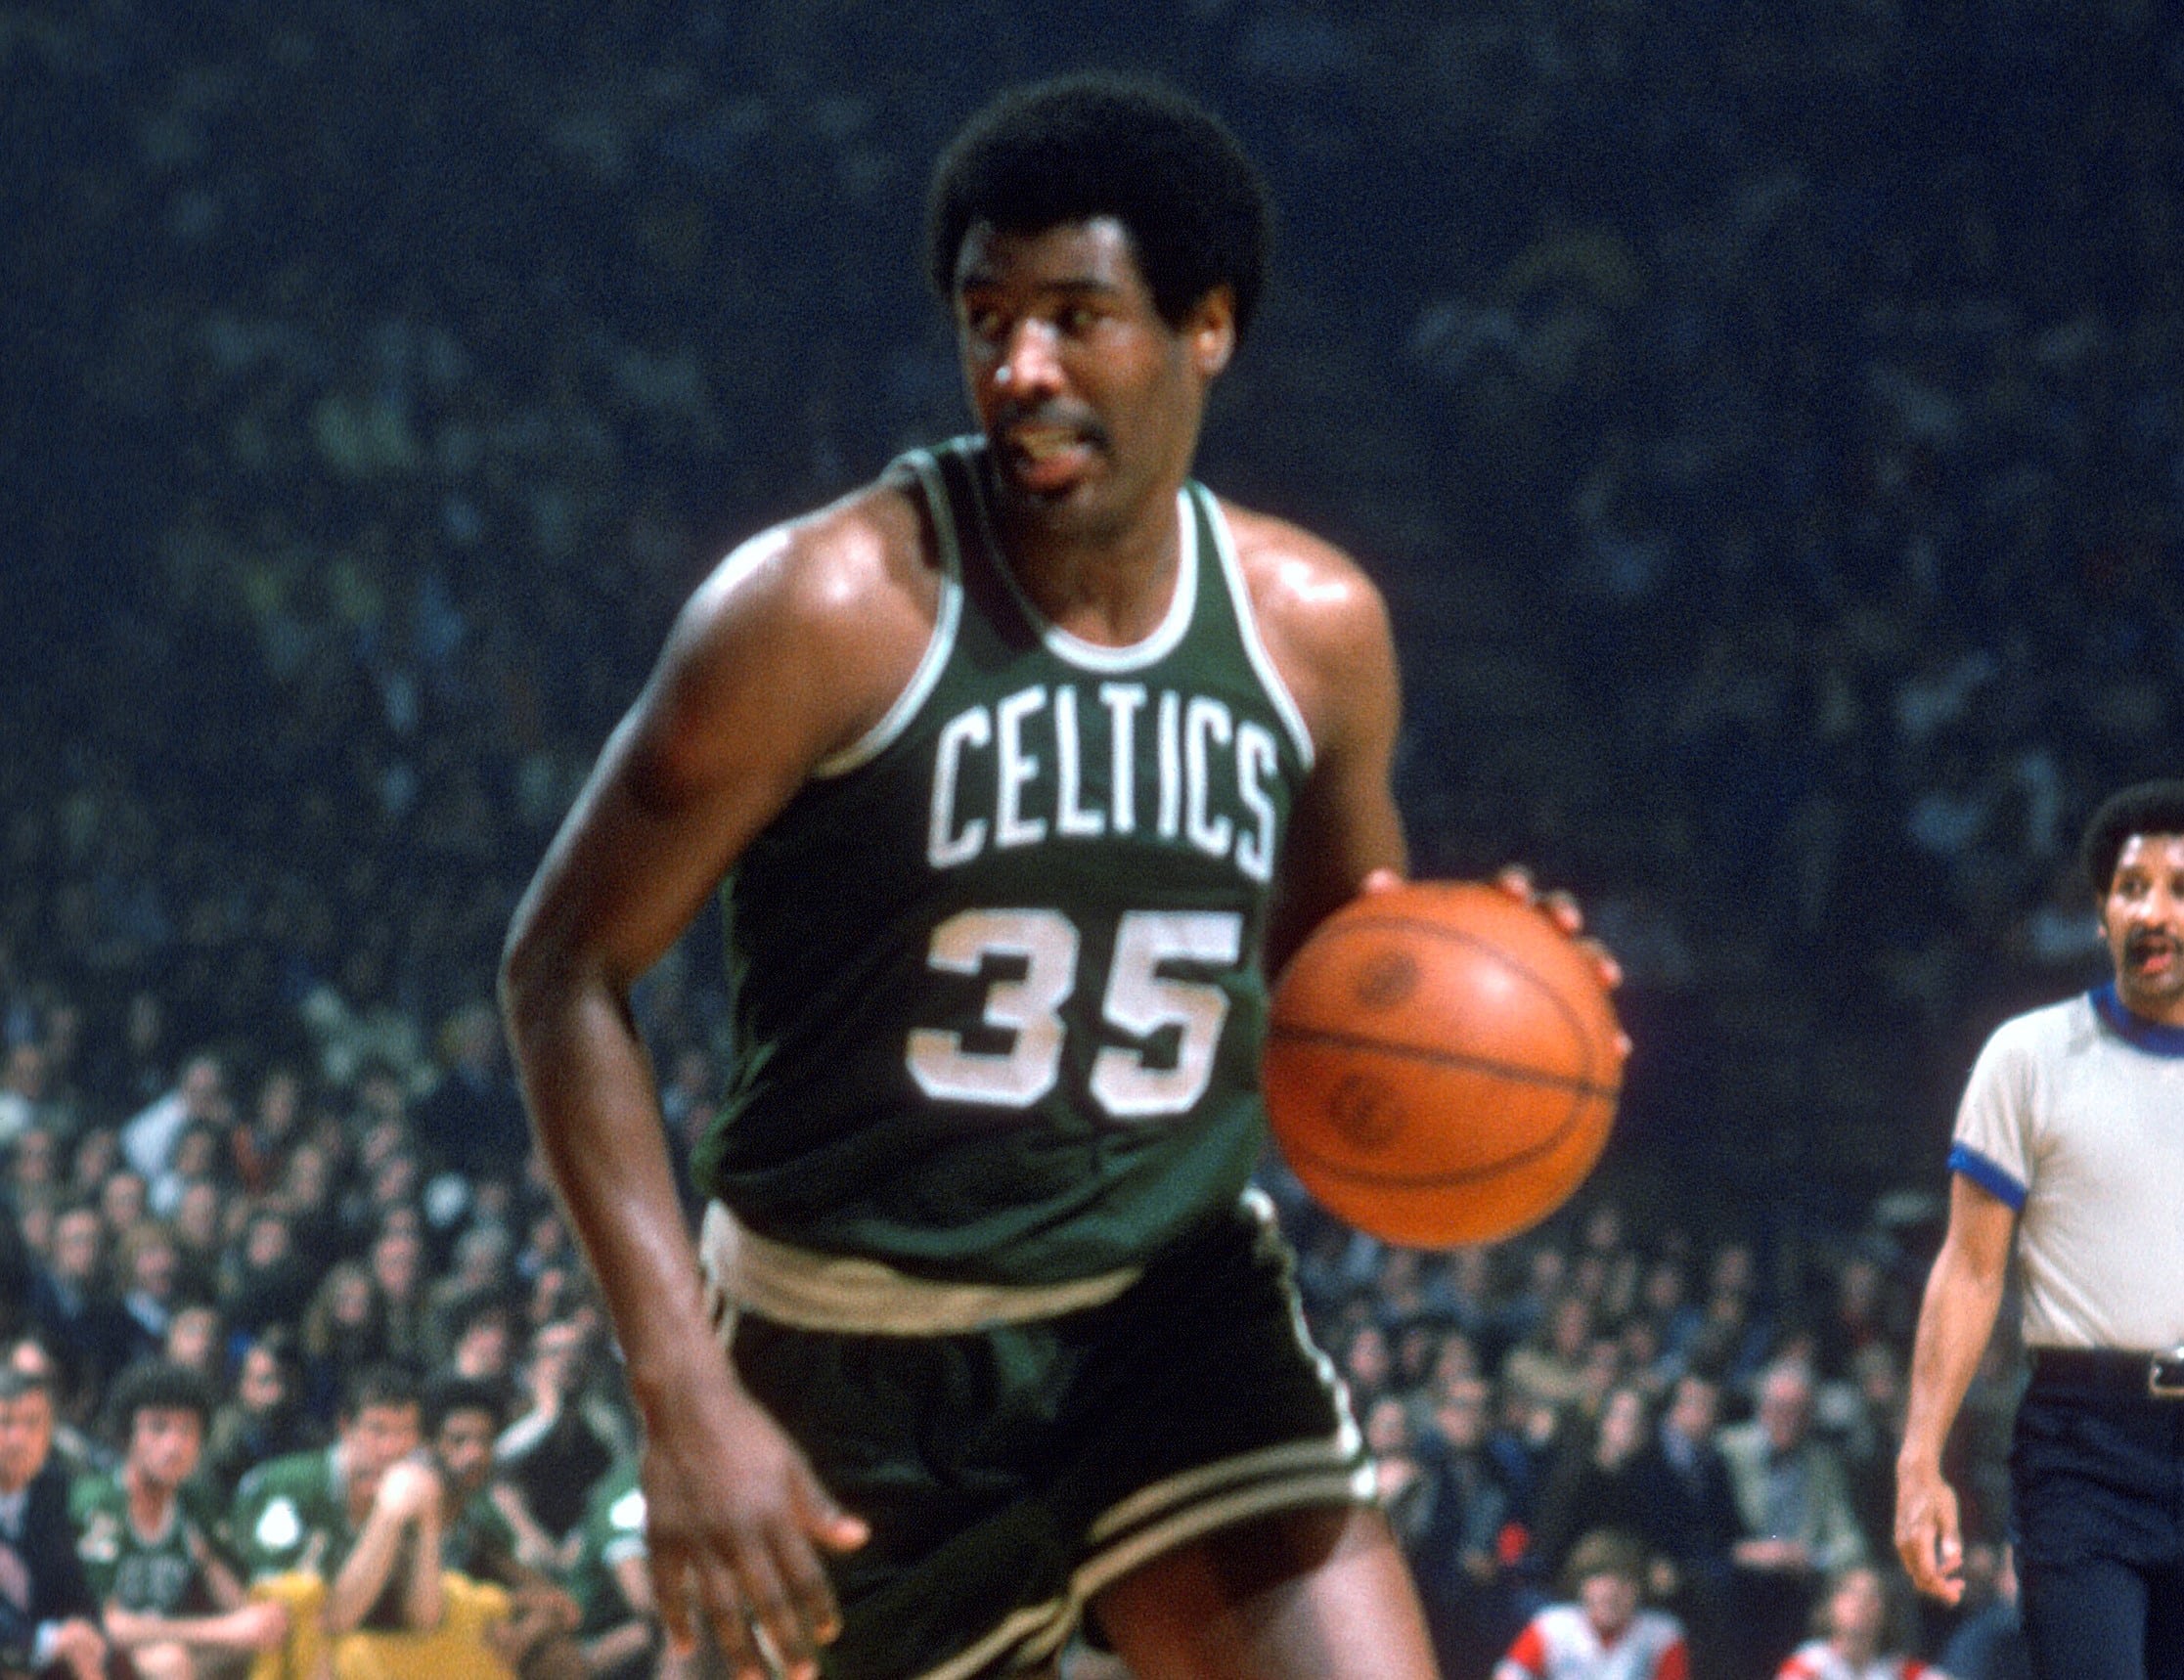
[[995, 500, 1183, 647], [123, 1468, 175, 1532]]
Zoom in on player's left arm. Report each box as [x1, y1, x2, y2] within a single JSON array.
[[1226, 509, 1408, 976]]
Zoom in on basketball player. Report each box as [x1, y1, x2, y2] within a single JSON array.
[[1894, 779, 2184, 1677], [502, 75, 1603, 1680]]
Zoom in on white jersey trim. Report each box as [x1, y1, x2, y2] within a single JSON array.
[[810, 450, 965, 779], [1193, 481, 1316, 773], [959, 442, 1200, 673]]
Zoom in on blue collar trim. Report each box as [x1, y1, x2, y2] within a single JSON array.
[[2090, 983, 2184, 1057]]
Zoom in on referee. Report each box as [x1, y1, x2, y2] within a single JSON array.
[[1895, 778, 2184, 1678]]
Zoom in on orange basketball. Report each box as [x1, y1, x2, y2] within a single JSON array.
[[1263, 879, 1624, 1248]]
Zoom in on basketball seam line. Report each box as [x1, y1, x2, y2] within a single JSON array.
[[1263, 1023, 1620, 1100], [1276, 1090, 1610, 1191]]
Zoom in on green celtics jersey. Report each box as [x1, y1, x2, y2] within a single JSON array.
[[70, 1475, 227, 1614], [564, 1461, 646, 1637], [438, 1484, 517, 1579], [694, 438, 1315, 1284], [231, 1448, 354, 1582]]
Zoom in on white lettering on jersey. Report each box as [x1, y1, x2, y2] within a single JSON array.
[[925, 685, 1288, 880], [929, 707, 992, 867], [995, 686, 1047, 849]]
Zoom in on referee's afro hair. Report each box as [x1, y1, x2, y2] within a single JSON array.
[[925, 74, 1272, 341], [2080, 778, 2184, 898]]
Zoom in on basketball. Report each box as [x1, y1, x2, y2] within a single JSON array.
[[1263, 879, 1624, 1248]]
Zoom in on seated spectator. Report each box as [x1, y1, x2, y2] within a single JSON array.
[[300, 1263, 386, 1422], [1494, 1528, 1689, 1680], [119, 1056, 229, 1200], [492, 1323, 627, 1549], [68, 1361, 289, 1680], [0, 1366, 113, 1680], [424, 1376, 585, 1680], [1627, 1373, 1742, 1680], [1502, 1294, 1597, 1420], [1412, 1373, 1525, 1680], [27, 1208, 134, 1413], [196, 1333, 315, 1508], [156, 1304, 224, 1386], [413, 1003, 528, 1189], [5, 1342, 106, 1486], [1718, 1359, 1869, 1679], [1937, 1542, 2029, 1680], [1532, 1383, 1658, 1586], [231, 1364, 513, 1680], [217, 1211, 312, 1353], [114, 1223, 187, 1376], [1774, 1564, 1937, 1680]]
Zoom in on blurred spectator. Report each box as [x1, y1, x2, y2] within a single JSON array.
[[114, 1223, 186, 1376], [1773, 1564, 1934, 1680], [1412, 1371, 1525, 1680], [28, 1208, 135, 1415], [414, 1003, 529, 1192], [1532, 1384, 1658, 1585], [1719, 1360, 1870, 1678], [1494, 1528, 1689, 1680], [1503, 1295, 1597, 1419], [197, 1332, 314, 1507], [219, 1208, 315, 1348], [119, 1057, 229, 1199], [1629, 1372, 1746, 1680], [492, 1321, 627, 1548], [1937, 1542, 2030, 1680], [0, 1047, 56, 1155], [0, 1365, 111, 1680], [366, 1227, 430, 1374]]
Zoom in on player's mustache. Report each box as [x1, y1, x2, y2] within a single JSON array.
[[2125, 928, 2176, 961], [998, 403, 1108, 447]]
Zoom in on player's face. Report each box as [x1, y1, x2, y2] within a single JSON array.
[[955, 217, 1233, 548], [1578, 1570, 1638, 1638], [128, 1404, 204, 1490], [2102, 833, 2184, 1024], [432, 1407, 498, 1497], [1823, 1567, 1885, 1640], [340, 1400, 423, 1501]]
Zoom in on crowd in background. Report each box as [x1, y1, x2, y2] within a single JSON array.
[[5, 0, 2177, 1675]]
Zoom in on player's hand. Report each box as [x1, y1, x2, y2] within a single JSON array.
[[641, 1358, 869, 1680], [51, 1618, 108, 1680], [375, 1458, 442, 1522], [1894, 1457, 1966, 1604]]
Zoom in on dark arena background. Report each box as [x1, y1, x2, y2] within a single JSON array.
[[3, 4, 2178, 1676]]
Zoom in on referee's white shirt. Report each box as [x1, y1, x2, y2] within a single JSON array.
[[1949, 984, 2184, 1352]]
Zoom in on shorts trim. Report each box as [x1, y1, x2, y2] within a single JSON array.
[[908, 1439, 1377, 1680], [699, 1201, 1142, 1336]]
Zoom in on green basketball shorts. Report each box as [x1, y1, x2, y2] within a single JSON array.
[[722, 1190, 1373, 1680]]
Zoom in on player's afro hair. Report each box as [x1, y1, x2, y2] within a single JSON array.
[[110, 1359, 216, 1433], [925, 74, 1273, 341], [2080, 778, 2184, 898]]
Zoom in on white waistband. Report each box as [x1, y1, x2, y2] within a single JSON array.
[[698, 1201, 1143, 1338]]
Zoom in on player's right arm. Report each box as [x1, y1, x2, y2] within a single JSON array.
[[1894, 1172, 2016, 1605], [501, 485, 930, 1680]]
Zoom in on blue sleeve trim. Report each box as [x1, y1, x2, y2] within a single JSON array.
[[1948, 1143, 2027, 1212]]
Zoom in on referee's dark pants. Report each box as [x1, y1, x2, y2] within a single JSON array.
[[2014, 1351, 2184, 1680]]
